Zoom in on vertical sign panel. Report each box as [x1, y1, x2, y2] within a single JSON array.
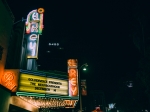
[[25, 8, 44, 59], [81, 79, 87, 96], [68, 59, 78, 97]]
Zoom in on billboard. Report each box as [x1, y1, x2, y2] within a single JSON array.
[[81, 79, 87, 96], [25, 8, 44, 59], [1, 69, 19, 92], [18, 73, 68, 95], [68, 59, 79, 97]]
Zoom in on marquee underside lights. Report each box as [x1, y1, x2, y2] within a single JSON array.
[[16, 91, 79, 99], [19, 96, 78, 108]]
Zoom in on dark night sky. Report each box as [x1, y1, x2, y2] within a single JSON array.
[[7, 0, 145, 103]]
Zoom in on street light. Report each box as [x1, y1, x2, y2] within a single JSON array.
[[79, 63, 88, 112], [83, 67, 87, 71]]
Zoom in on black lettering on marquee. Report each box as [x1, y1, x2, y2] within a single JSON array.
[[35, 87, 50, 91], [28, 78, 47, 83], [54, 89, 56, 92], [38, 83, 60, 88], [49, 81, 62, 85]]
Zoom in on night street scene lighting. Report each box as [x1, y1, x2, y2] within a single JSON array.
[[0, 0, 150, 112]]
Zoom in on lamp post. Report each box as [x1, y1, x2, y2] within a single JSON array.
[[79, 63, 88, 112]]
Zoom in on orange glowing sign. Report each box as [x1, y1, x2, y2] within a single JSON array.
[[68, 59, 77, 67], [37, 8, 45, 14], [64, 100, 78, 108], [68, 59, 78, 97], [1, 69, 19, 92]]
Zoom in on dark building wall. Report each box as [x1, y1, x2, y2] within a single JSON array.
[[0, 0, 14, 82], [5, 21, 27, 69], [0, 0, 14, 111], [0, 86, 11, 112]]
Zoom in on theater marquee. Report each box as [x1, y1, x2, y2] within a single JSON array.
[[18, 73, 68, 95]]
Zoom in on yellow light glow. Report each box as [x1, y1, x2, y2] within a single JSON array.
[[18, 74, 68, 95]]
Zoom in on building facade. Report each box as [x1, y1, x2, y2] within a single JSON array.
[[5, 21, 27, 69], [0, 2, 80, 111], [0, 0, 15, 112]]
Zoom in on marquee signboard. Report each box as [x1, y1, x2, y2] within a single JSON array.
[[0, 68, 79, 108], [18, 73, 68, 95]]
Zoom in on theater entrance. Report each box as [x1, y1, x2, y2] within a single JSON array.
[[9, 104, 30, 112]]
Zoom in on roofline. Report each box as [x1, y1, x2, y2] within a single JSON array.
[[2, 0, 15, 22]]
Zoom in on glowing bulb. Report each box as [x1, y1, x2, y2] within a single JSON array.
[[83, 68, 87, 71]]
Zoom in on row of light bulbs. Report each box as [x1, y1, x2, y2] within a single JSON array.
[[19, 96, 66, 108]]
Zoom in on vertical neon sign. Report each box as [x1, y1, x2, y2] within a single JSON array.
[[68, 59, 79, 97], [26, 8, 44, 59]]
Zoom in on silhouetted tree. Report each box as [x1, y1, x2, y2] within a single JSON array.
[[131, 0, 150, 110]]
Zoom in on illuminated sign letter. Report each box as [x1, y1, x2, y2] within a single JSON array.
[[26, 8, 44, 34], [29, 42, 36, 56], [27, 34, 39, 58], [31, 23, 38, 33], [32, 12, 39, 21]]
